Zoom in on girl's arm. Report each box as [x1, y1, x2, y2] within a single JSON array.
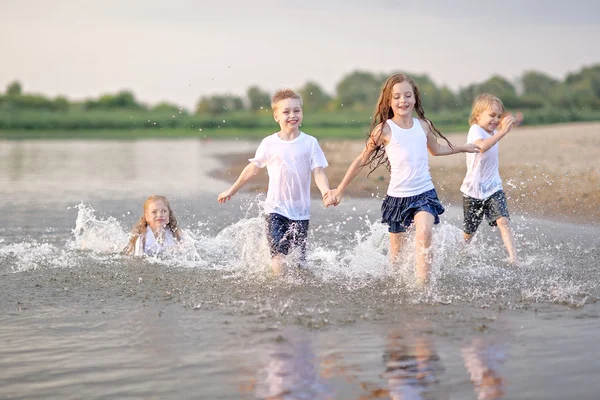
[[313, 167, 331, 200], [326, 124, 388, 206], [475, 116, 515, 153], [421, 120, 480, 156], [217, 162, 260, 203]]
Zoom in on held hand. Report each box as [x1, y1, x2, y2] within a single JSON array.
[[217, 188, 236, 204], [324, 188, 342, 207], [498, 115, 515, 135]]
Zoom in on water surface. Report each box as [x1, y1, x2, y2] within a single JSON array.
[[1, 139, 599, 399]]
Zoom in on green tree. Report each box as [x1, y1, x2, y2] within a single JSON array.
[[410, 73, 444, 111], [565, 64, 600, 104], [478, 75, 517, 98], [247, 86, 271, 112], [6, 81, 22, 96], [53, 96, 69, 112], [438, 86, 459, 109], [151, 102, 187, 114], [548, 83, 573, 108], [335, 70, 381, 110], [521, 70, 559, 97], [196, 94, 244, 114], [85, 90, 143, 110], [298, 81, 331, 112]]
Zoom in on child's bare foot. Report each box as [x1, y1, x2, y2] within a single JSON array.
[[508, 257, 520, 267]]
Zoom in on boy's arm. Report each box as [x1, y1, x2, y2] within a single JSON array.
[[313, 167, 330, 198], [476, 116, 515, 153], [217, 162, 260, 203]]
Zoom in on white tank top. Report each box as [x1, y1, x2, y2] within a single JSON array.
[[384, 118, 434, 197]]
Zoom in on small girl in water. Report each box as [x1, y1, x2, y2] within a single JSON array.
[[124, 195, 182, 256]]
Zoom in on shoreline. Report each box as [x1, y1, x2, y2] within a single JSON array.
[[211, 122, 600, 225]]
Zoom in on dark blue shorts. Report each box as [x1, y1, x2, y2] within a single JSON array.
[[463, 190, 510, 234], [265, 213, 309, 259], [381, 189, 445, 233]]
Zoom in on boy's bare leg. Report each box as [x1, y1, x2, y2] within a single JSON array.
[[463, 232, 474, 244], [413, 211, 434, 286], [496, 217, 518, 264], [270, 254, 285, 275]]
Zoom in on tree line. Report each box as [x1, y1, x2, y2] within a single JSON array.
[[1, 65, 599, 135], [1, 64, 599, 115]]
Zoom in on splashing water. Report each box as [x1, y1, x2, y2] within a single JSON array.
[[0, 200, 598, 313]]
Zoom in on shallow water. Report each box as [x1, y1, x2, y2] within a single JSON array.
[[1, 139, 599, 399]]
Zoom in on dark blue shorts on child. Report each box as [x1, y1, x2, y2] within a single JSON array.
[[462, 190, 510, 234], [381, 189, 445, 233], [265, 213, 309, 260]]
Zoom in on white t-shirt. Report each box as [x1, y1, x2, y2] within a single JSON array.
[[385, 118, 435, 197], [460, 124, 503, 200], [249, 132, 328, 220], [134, 226, 178, 256]]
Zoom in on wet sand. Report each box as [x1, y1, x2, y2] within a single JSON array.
[[213, 122, 600, 225]]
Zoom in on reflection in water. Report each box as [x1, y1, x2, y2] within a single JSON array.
[[461, 338, 507, 399], [381, 330, 445, 400], [245, 328, 333, 400]]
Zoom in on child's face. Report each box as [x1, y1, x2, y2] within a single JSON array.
[[145, 199, 170, 232], [391, 81, 416, 117], [273, 98, 303, 131], [476, 103, 504, 133]]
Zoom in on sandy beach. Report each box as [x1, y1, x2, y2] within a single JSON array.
[[214, 122, 600, 225]]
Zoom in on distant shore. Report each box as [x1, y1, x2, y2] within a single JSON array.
[[211, 122, 600, 225]]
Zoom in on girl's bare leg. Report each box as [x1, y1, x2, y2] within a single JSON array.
[[496, 217, 518, 264], [413, 211, 434, 286], [389, 231, 406, 267]]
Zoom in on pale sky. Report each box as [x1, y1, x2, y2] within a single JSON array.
[[2, 0, 599, 110]]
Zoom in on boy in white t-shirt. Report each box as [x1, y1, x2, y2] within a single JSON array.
[[460, 94, 518, 264], [217, 89, 331, 273]]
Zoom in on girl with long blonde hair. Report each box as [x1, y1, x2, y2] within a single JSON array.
[[326, 73, 480, 286], [124, 195, 182, 256]]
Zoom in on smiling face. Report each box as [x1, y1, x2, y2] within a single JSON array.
[[144, 199, 170, 233], [391, 81, 416, 117], [273, 98, 303, 132], [476, 102, 504, 133]]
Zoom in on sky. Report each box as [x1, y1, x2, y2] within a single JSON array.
[[1, 0, 599, 110]]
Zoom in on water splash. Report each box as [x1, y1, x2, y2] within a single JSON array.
[[1, 201, 597, 310]]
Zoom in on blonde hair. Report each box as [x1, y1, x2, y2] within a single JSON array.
[[365, 73, 452, 175], [469, 94, 505, 126], [271, 89, 303, 110], [123, 195, 181, 254]]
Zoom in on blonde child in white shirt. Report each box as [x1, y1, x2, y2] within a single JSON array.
[[217, 89, 331, 274], [124, 195, 182, 256], [460, 94, 518, 264]]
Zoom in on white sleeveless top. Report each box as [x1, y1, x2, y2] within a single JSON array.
[[384, 118, 434, 197], [134, 226, 178, 256]]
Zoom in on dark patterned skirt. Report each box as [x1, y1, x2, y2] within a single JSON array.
[[381, 189, 445, 233]]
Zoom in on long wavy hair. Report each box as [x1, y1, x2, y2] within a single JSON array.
[[364, 73, 453, 175], [123, 195, 181, 255]]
